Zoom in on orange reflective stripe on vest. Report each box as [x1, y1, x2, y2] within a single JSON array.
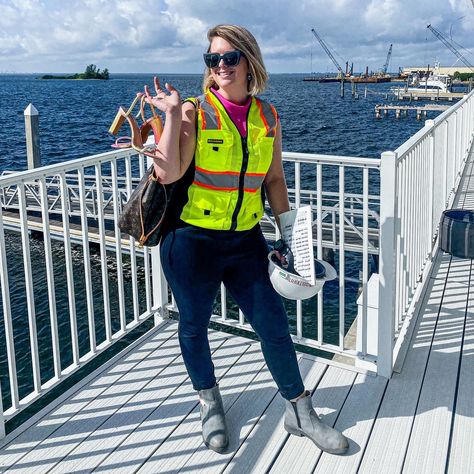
[[200, 98, 221, 130], [255, 98, 278, 137]]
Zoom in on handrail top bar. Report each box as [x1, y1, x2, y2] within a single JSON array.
[[0, 148, 135, 188], [395, 88, 474, 158], [0, 149, 380, 188], [431, 87, 473, 126], [283, 151, 380, 168]]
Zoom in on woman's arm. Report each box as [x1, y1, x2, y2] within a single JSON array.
[[144, 78, 196, 184], [263, 121, 290, 232]]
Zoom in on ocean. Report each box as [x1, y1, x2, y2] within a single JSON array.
[[0, 73, 442, 429], [1, 73, 424, 170]]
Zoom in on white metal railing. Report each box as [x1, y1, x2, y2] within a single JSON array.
[[3, 89, 471, 436], [377, 88, 474, 377], [155, 152, 381, 364], [0, 148, 163, 438], [0, 171, 136, 220]]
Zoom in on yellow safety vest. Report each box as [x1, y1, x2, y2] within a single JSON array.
[[181, 90, 278, 231]]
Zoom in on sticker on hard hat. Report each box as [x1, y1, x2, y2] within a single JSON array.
[[279, 271, 312, 287]]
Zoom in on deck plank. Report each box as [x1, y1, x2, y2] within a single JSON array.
[[222, 356, 328, 474], [402, 257, 470, 474], [47, 331, 244, 474], [269, 366, 357, 474], [0, 323, 178, 472], [4, 325, 194, 474], [174, 355, 329, 474], [314, 372, 387, 474], [92, 334, 253, 473], [137, 341, 269, 473], [445, 261, 474, 474], [359, 253, 449, 473], [452, 154, 474, 208]]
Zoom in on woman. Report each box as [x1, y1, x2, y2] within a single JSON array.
[[143, 24, 348, 455]]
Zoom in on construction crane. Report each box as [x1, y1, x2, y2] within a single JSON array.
[[311, 28, 348, 78], [427, 24, 474, 72], [381, 44, 392, 76]]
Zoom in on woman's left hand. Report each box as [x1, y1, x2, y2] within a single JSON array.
[[144, 76, 181, 117]]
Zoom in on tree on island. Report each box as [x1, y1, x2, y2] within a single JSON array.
[[82, 64, 109, 80], [40, 64, 109, 80]]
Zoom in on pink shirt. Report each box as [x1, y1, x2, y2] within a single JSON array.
[[211, 88, 251, 137]]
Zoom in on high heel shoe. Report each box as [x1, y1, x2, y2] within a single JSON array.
[[109, 93, 162, 158], [108, 93, 142, 135], [139, 95, 163, 145]]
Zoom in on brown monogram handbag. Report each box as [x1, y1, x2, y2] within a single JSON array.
[[118, 166, 174, 247]]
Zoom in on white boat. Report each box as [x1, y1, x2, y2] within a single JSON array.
[[392, 62, 452, 94]]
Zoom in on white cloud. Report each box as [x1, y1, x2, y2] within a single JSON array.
[[0, 0, 472, 73]]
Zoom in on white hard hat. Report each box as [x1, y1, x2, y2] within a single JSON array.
[[268, 250, 337, 300]]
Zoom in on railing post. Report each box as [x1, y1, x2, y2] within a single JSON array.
[[0, 382, 4, 439], [147, 156, 169, 325], [425, 119, 435, 257], [452, 112, 458, 193], [151, 246, 169, 324], [378, 150, 397, 378], [24, 104, 41, 169], [443, 119, 449, 208]]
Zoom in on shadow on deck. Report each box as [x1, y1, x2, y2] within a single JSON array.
[[0, 148, 473, 474]]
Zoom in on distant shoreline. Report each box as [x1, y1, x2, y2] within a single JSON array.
[[39, 74, 108, 80]]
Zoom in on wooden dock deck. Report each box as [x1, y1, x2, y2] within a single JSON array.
[[375, 104, 449, 119], [0, 234, 473, 471], [392, 90, 466, 101], [0, 155, 473, 473]]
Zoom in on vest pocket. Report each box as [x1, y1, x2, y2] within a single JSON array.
[[240, 191, 264, 226], [184, 187, 233, 230], [249, 136, 274, 175], [197, 130, 235, 171]]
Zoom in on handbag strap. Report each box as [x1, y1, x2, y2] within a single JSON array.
[[138, 167, 168, 246]]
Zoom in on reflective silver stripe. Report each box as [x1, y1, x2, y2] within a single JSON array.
[[259, 100, 278, 137], [194, 168, 265, 192], [244, 174, 265, 191], [194, 168, 239, 190], [201, 99, 220, 130]]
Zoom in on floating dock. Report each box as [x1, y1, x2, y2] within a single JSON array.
[[351, 76, 391, 83], [391, 89, 466, 101], [375, 103, 449, 119]]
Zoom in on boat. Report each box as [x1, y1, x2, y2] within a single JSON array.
[[392, 62, 451, 94]]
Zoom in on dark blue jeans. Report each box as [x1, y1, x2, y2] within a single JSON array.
[[160, 223, 305, 401]]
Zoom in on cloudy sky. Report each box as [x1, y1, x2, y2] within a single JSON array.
[[1, 0, 473, 74]]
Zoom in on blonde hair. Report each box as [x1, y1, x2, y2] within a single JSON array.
[[202, 25, 268, 96]]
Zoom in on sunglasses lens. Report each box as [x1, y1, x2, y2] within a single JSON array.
[[223, 51, 240, 66], [203, 53, 219, 68]]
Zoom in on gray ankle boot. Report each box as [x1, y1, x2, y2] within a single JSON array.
[[198, 384, 229, 453], [284, 390, 349, 454]]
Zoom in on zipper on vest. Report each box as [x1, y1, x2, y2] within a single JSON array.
[[230, 136, 249, 231]]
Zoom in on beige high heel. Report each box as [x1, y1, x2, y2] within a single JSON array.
[[109, 93, 162, 158]]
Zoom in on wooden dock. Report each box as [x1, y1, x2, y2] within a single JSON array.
[[375, 104, 449, 120], [391, 89, 466, 101]]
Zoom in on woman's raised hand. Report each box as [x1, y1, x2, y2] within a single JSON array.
[[144, 76, 181, 116]]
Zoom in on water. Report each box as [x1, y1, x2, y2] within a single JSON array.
[[0, 74, 444, 428], [1, 73, 427, 170]]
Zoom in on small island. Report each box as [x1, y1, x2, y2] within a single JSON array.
[[40, 64, 109, 80]]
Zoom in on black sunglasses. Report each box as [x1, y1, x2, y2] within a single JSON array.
[[203, 50, 243, 68]]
